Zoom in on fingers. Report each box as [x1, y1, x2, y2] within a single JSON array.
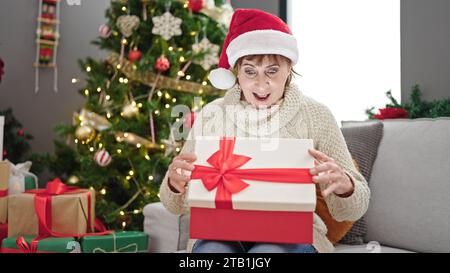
[[310, 162, 339, 175], [177, 152, 197, 163], [321, 183, 340, 198], [168, 178, 187, 194], [308, 148, 334, 163], [312, 172, 341, 185], [172, 159, 195, 172]]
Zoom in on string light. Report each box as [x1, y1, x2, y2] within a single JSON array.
[[86, 66, 91, 72], [168, 46, 173, 51], [179, 56, 185, 62], [117, 149, 122, 154], [177, 71, 185, 77], [198, 89, 203, 95], [120, 211, 125, 216], [122, 222, 126, 228], [106, 112, 112, 119], [121, 6, 127, 12], [145, 154, 150, 160], [165, 104, 170, 109], [89, 147, 94, 152], [172, 98, 176, 103], [157, 90, 163, 97], [116, 64, 121, 70], [126, 175, 131, 180], [99, 143, 103, 148], [84, 89, 89, 96], [136, 143, 142, 148], [176, 147, 181, 152], [160, 144, 165, 149], [97, 87, 102, 92], [178, 47, 183, 51], [105, 95, 111, 101], [137, 103, 143, 108], [148, 175, 154, 181], [190, 31, 196, 36], [119, 77, 124, 83], [123, 78, 129, 84], [133, 209, 140, 214], [124, 133, 129, 137], [74, 139, 79, 144], [71, 78, 79, 83], [185, 75, 191, 80], [122, 39, 128, 45], [100, 188, 106, 195], [129, 170, 134, 176], [202, 81, 207, 86], [154, 110, 160, 115], [164, 92, 171, 99]]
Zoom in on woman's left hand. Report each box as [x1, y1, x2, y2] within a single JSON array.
[[308, 148, 354, 198]]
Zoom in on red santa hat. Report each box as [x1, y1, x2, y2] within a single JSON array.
[[209, 8, 299, 90]]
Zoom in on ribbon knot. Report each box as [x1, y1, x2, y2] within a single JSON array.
[[191, 137, 314, 210]]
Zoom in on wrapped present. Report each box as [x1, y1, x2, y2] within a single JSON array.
[[0, 235, 80, 253], [0, 223, 7, 247], [0, 161, 9, 224], [7, 178, 95, 238], [80, 231, 148, 253], [188, 137, 316, 244], [7, 160, 39, 195]]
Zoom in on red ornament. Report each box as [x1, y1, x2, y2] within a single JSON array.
[[128, 49, 142, 62], [184, 111, 197, 129], [17, 128, 25, 137], [373, 107, 409, 120], [155, 55, 170, 72], [188, 0, 205, 12]]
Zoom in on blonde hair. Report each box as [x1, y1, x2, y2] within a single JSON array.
[[232, 54, 299, 87]]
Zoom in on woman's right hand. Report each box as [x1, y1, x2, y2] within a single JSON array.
[[167, 152, 197, 194]]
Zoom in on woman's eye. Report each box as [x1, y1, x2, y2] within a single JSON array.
[[267, 69, 278, 75], [245, 70, 256, 76]]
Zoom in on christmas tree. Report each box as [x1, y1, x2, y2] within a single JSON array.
[[46, 0, 232, 230]]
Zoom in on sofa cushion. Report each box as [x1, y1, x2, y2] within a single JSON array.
[[334, 243, 414, 253], [339, 121, 384, 244], [363, 118, 450, 252]]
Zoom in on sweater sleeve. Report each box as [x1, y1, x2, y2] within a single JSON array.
[[309, 102, 371, 222]]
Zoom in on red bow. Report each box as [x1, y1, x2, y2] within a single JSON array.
[[191, 137, 313, 209], [15, 237, 38, 253]]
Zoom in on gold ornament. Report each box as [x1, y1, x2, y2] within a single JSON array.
[[121, 102, 139, 118], [115, 132, 159, 151], [67, 175, 80, 184], [75, 125, 96, 142]]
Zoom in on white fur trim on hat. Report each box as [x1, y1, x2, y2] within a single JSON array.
[[226, 29, 299, 67], [209, 67, 236, 90]]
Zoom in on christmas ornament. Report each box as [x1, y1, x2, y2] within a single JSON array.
[[67, 175, 80, 184], [155, 55, 170, 72], [75, 125, 96, 142], [188, 0, 205, 12], [373, 107, 409, 120], [34, 0, 61, 92], [122, 102, 139, 118], [151, 11, 182, 40], [99, 24, 112, 38], [115, 132, 159, 150], [76, 109, 111, 131], [128, 49, 142, 62], [94, 149, 112, 167], [17, 129, 25, 137], [116, 15, 140, 38], [192, 37, 220, 70]]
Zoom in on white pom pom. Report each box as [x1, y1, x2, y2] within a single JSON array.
[[208, 68, 236, 90]]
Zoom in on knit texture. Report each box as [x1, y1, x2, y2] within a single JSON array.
[[159, 82, 371, 253]]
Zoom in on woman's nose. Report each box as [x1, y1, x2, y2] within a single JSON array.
[[255, 73, 270, 87]]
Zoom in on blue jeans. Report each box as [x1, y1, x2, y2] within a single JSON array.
[[192, 240, 318, 253]]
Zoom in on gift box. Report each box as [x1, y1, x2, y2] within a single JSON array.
[[0, 161, 9, 224], [0, 235, 80, 253], [7, 160, 39, 195], [188, 137, 316, 244], [7, 178, 95, 237], [80, 231, 148, 253], [0, 223, 7, 247]]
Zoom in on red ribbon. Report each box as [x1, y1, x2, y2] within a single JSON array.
[[15, 236, 38, 253], [191, 137, 313, 209], [0, 189, 6, 197], [25, 178, 111, 239]]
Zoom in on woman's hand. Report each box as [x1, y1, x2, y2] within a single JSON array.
[[168, 152, 197, 194], [308, 148, 354, 198]]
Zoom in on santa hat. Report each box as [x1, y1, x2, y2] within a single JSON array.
[[209, 8, 299, 90]]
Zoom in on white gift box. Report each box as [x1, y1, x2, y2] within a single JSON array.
[[187, 137, 316, 244]]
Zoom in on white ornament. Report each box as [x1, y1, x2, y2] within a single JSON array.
[[151, 11, 182, 40], [94, 149, 112, 167], [116, 15, 140, 38], [192, 37, 220, 70]]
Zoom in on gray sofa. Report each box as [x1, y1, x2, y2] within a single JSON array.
[[143, 118, 450, 253]]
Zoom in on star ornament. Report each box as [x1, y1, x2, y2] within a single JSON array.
[[151, 11, 182, 40], [161, 127, 182, 157], [192, 37, 219, 70]]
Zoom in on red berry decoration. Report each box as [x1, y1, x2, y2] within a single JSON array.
[[155, 55, 170, 72], [17, 128, 25, 137], [188, 0, 205, 12], [128, 49, 142, 62]]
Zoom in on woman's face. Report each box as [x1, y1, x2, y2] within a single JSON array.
[[237, 55, 291, 108]]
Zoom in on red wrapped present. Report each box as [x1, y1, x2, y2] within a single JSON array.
[[188, 137, 316, 244]]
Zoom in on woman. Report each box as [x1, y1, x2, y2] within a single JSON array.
[[159, 8, 370, 253]]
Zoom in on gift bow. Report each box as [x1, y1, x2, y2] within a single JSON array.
[[26, 178, 111, 239], [16, 236, 38, 253], [190, 137, 313, 209], [8, 160, 39, 195]]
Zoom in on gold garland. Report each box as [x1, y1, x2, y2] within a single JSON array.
[[107, 53, 223, 95]]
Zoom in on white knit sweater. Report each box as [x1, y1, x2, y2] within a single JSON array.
[[159, 82, 370, 253]]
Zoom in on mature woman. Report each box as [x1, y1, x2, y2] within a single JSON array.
[[159, 8, 370, 253]]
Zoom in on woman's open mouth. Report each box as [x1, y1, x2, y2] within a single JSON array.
[[253, 92, 270, 101]]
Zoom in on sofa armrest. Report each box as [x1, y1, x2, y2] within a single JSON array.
[[143, 202, 190, 253]]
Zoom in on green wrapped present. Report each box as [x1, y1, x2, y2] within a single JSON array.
[[0, 235, 79, 253], [81, 231, 148, 253], [24, 175, 38, 191]]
